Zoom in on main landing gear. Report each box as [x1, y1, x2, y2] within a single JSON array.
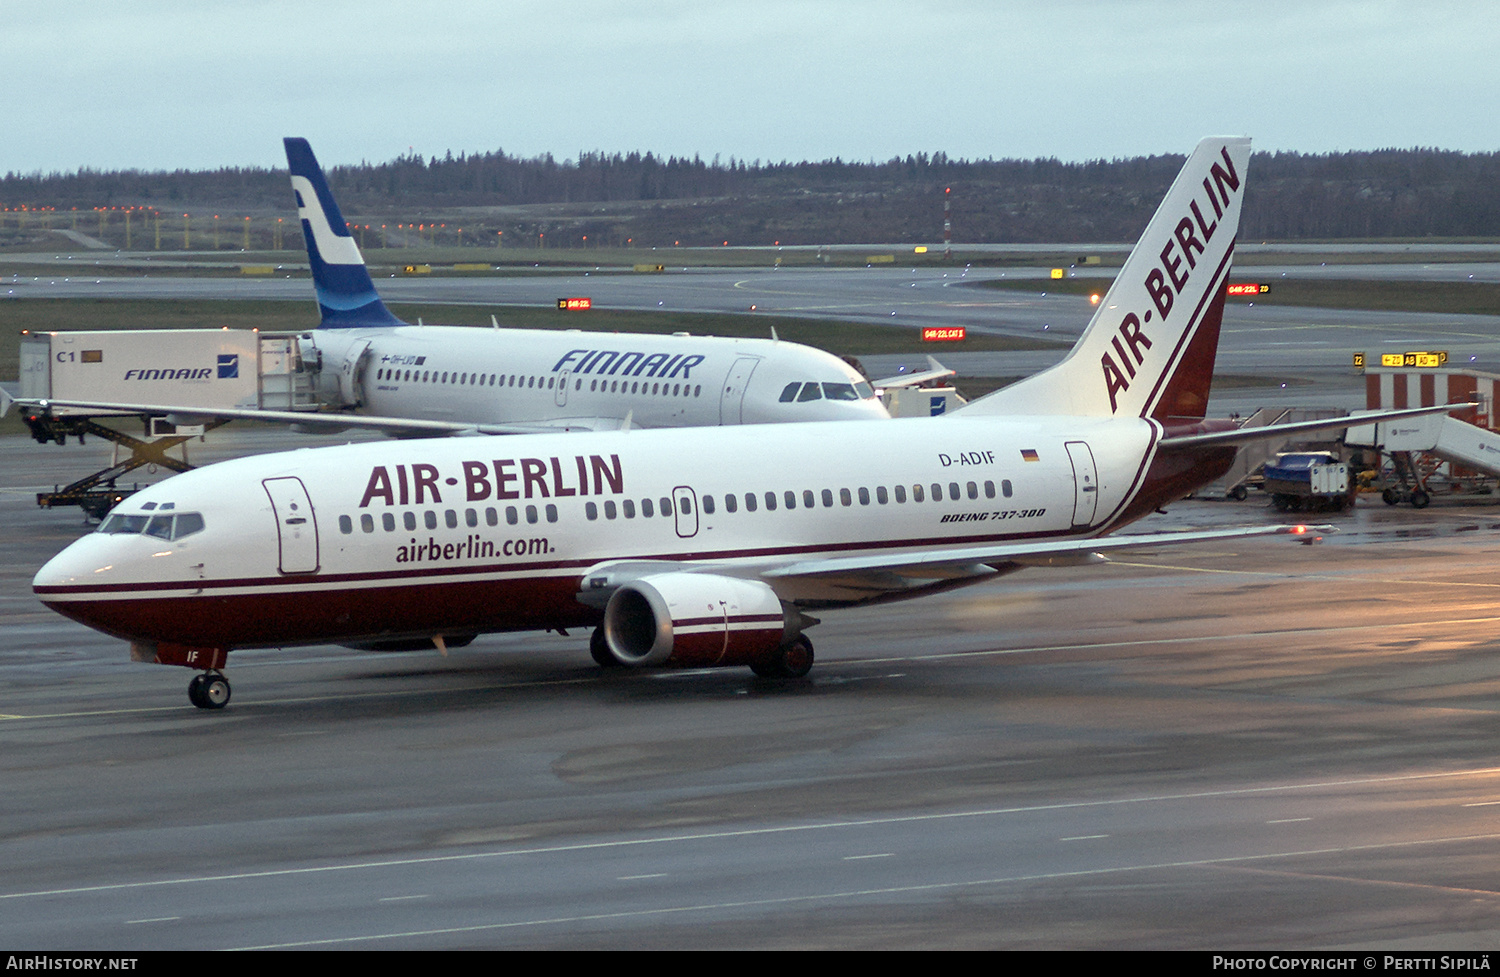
[[751, 635, 815, 679], [187, 671, 231, 709]]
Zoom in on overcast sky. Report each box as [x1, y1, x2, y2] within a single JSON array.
[[8, 1, 1497, 175]]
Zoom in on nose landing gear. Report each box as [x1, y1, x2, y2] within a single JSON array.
[[187, 671, 231, 709]]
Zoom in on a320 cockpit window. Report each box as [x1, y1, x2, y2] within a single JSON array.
[[98, 511, 206, 541], [780, 381, 876, 403]]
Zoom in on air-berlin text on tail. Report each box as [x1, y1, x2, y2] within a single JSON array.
[[1101, 145, 1242, 412], [359, 454, 624, 507]]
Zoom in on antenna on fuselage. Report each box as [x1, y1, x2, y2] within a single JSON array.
[[771, 326, 779, 342], [491, 315, 500, 330]]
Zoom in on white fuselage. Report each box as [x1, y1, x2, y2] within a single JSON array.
[[300, 324, 889, 428], [33, 413, 1166, 651]]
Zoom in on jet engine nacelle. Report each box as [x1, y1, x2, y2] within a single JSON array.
[[602, 573, 804, 669]]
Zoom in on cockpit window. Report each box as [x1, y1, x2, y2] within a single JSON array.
[[796, 382, 823, 402], [99, 514, 150, 534], [98, 511, 205, 540], [821, 382, 859, 401], [779, 382, 800, 403], [854, 380, 875, 399]]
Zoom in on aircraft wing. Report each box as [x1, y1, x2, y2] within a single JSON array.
[[761, 523, 1322, 580], [1, 393, 606, 436], [871, 356, 955, 389], [1158, 403, 1470, 450]]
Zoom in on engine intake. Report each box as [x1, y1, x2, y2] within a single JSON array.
[[602, 572, 805, 669]]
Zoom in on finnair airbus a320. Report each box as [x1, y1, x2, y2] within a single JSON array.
[[33, 137, 1447, 709], [9, 138, 892, 435]]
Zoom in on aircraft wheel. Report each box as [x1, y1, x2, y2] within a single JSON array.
[[777, 635, 815, 678], [187, 674, 208, 708], [1410, 490, 1431, 509], [1229, 485, 1249, 502], [1382, 488, 1402, 505], [200, 673, 231, 709], [590, 627, 619, 668]]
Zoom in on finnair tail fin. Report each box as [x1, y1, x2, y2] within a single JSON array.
[[284, 137, 404, 329], [959, 136, 1250, 423]]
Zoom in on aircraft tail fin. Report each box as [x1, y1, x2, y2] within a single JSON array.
[[958, 136, 1250, 423], [284, 137, 404, 329]]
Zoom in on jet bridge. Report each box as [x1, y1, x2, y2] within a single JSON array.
[[10, 329, 318, 516]]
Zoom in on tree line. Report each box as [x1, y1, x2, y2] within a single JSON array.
[[4, 147, 1499, 245]]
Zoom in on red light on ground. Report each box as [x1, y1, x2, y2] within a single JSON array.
[[556, 297, 592, 311], [921, 327, 966, 342]]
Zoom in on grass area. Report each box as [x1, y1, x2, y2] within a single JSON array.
[[0, 244, 1122, 274], [978, 276, 1500, 316]]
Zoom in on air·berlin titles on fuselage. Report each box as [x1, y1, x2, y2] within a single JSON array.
[[359, 453, 625, 508], [1100, 146, 1242, 413]]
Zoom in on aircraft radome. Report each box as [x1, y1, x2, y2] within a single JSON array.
[[3, 138, 894, 437], [32, 136, 1452, 710]]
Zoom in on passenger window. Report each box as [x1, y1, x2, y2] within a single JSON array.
[[661, 497, 674, 517], [745, 493, 757, 512], [967, 482, 978, 500], [1002, 479, 1014, 498], [725, 494, 737, 513], [912, 484, 925, 503], [586, 502, 598, 520], [506, 506, 519, 525], [895, 485, 907, 503], [784, 491, 796, 510], [702, 496, 714, 514], [876, 486, 888, 504], [623, 499, 636, 519], [984, 481, 996, 499], [803, 490, 815, 508], [604, 500, 617, 519], [445, 509, 458, 529], [405, 511, 417, 530], [764, 492, 777, 511], [931, 483, 944, 501], [950, 482, 961, 500], [858, 487, 870, 505], [526, 505, 538, 524], [839, 488, 852, 506], [361, 514, 374, 533], [425, 510, 438, 530], [339, 515, 353, 534], [642, 498, 655, 518], [485, 507, 498, 527], [545, 504, 558, 523], [821, 488, 834, 507], [465, 508, 478, 528], [383, 512, 396, 531]]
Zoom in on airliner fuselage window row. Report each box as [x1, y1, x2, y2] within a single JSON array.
[[374, 367, 704, 400], [331, 477, 1026, 537]]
